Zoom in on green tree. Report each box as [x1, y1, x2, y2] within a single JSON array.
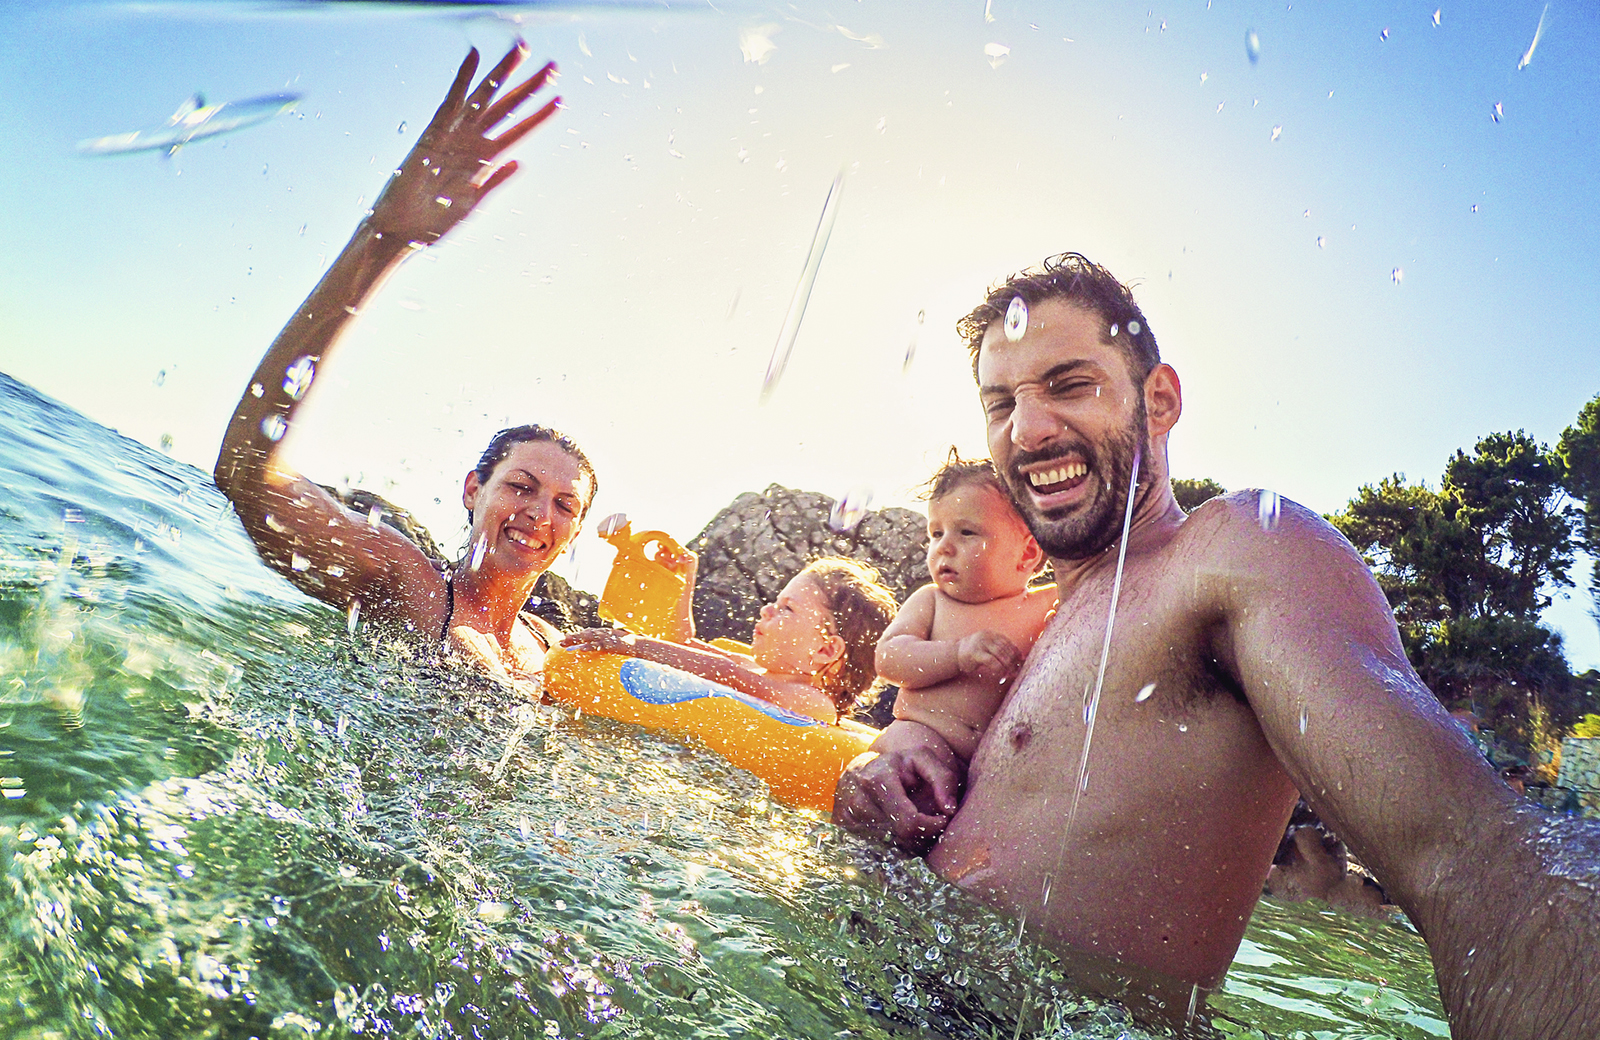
[[1557, 393, 1600, 629], [1330, 431, 1587, 738], [1172, 477, 1226, 513]]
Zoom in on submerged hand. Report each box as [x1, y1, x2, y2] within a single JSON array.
[[833, 722, 965, 855], [368, 44, 560, 246]]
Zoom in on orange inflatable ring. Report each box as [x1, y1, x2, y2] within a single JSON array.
[[543, 647, 876, 814]]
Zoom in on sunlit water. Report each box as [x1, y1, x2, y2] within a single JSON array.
[[0, 374, 1450, 1038]]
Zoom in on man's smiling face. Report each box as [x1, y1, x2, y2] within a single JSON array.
[[977, 297, 1148, 561]]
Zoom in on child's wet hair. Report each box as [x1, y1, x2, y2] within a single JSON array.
[[797, 557, 898, 715], [922, 447, 1009, 503]]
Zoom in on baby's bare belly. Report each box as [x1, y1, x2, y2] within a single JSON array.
[[893, 677, 1007, 761]]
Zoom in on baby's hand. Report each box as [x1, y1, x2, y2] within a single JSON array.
[[955, 631, 1024, 684]]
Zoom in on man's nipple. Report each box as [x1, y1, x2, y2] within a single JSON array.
[[1009, 721, 1033, 751]]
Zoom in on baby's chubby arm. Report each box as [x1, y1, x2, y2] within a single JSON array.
[[876, 585, 1026, 689]]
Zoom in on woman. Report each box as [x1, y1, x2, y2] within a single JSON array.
[[213, 44, 581, 683]]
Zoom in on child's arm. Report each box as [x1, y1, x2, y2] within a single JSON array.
[[659, 545, 699, 644], [876, 586, 1026, 689], [560, 628, 839, 723]]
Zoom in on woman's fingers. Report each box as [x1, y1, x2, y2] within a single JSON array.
[[466, 41, 530, 117], [486, 97, 561, 157], [424, 47, 481, 136], [480, 60, 556, 133]]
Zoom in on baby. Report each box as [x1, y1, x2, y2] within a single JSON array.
[[875, 452, 1056, 762], [563, 556, 897, 724]]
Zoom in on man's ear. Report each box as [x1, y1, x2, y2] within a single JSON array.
[[462, 471, 482, 512], [1144, 363, 1182, 439]]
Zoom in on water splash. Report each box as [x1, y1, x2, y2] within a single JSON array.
[[596, 512, 628, 537], [260, 414, 287, 441], [468, 532, 488, 571], [1245, 29, 1261, 63], [282, 355, 316, 400], [1003, 296, 1028, 341], [1062, 445, 1142, 844], [828, 486, 873, 533], [1257, 489, 1281, 532], [760, 170, 844, 402], [983, 43, 1010, 69], [346, 598, 361, 636], [1517, 4, 1548, 70]]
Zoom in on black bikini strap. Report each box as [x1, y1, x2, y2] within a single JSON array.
[[440, 572, 455, 643]]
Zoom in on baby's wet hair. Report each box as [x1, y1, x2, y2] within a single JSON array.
[[798, 557, 898, 716], [922, 447, 1009, 503]]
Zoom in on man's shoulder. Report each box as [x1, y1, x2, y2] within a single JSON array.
[[1173, 488, 1341, 552]]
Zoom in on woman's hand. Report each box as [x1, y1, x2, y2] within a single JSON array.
[[561, 627, 636, 655], [367, 44, 559, 246]]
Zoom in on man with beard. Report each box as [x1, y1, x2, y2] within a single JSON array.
[[833, 253, 1600, 1038]]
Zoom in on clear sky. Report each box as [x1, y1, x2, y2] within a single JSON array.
[[1, 0, 1596, 667]]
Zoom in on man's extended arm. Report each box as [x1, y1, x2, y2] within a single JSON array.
[[1208, 491, 1600, 1040]]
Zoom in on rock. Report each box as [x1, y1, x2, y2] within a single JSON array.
[[686, 483, 927, 643]]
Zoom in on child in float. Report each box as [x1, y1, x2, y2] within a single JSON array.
[[874, 451, 1056, 763], [562, 556, 897, 724]]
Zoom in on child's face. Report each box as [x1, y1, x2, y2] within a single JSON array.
[[926, 483, 1040, 604], [750, 574, 841, 677]]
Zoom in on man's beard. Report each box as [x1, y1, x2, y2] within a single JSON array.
[[1002, 406, 1148, 561]]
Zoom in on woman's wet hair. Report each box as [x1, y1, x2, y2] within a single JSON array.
[[957, 252, 1161, 385], [797, 557, 898, 715], [921, 446, 1008, 503], [471, 424, 598, 520]]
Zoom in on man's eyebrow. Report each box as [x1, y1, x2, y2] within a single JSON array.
[[504, 469, 537, 482], [979, 360, 1093, 396]]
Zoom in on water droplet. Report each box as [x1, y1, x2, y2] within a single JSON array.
[[1471, 204, 1480, 213], [1257, 489, 1281, 531], [1491, 101, 1503, 123], [290, 552, 311, 572], [1200, 71, 1208, 83], [1432, 8, 1441, 27], [366, 505, 384, 528], [264, 513, 289, 534], [1391, 267, 1404, 284], [1245, 29, 1261, 63], [1316, 235, 1326, 248], [397, 120, 407, 134], [736, 146, 749, 163], [1177, 723, 1189, 733], [1159, 20, 1167, 32], [468, 532, 489, 571], [1379, 27, 1390, 41], [159, 433, 174, 452], [326, 564, 345, 578], [761, 171, 844, 401], [346, 598, 361, 635], [154, 369, 167, 387], [1003, 296, 1029, 341], [917, 309, 926, 325], [875, 116, 887, 133], [596, 512, 628, 538], [1298, 706, 1308, 734], [1109, 322, 1119, 337], [1127, 320, 1141, 335], [983, 42, 1010, 69], [829, 487, 873, 533], [260, 414, 288, 441], [283, 356, 316, 400], [1079, 771, 1090, 793], [1271, 124, 1283, 141], [1135, 683, 1156, 703]]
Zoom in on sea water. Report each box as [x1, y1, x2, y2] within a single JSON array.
[[0, 372, 1450, 1038]]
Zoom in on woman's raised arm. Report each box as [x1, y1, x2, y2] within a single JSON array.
[[213, 45, 559, 616]]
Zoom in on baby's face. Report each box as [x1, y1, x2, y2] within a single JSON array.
[[926, 483, 1038, 604]]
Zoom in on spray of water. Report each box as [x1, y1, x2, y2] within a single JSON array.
[[1045, 444, 1143, 908], [759, 170, 845, 401]]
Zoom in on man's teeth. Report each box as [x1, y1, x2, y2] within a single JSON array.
[[1028, 462, 1089, 487]]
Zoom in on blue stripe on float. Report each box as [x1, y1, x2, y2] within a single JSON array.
[[617, 658, 817, 728]]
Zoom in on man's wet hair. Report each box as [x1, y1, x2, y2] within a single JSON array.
[[957, 252, 1161, 386], [921, 447, 1008, 503], [471, 424, 598, 521]]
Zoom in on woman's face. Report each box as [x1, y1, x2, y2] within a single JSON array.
[[461, 440, 591, 579]]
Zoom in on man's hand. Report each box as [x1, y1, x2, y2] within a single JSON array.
[[955, 630, 1024, 685], [833, 721, 965, 855], [368, 44, 559, 246]]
